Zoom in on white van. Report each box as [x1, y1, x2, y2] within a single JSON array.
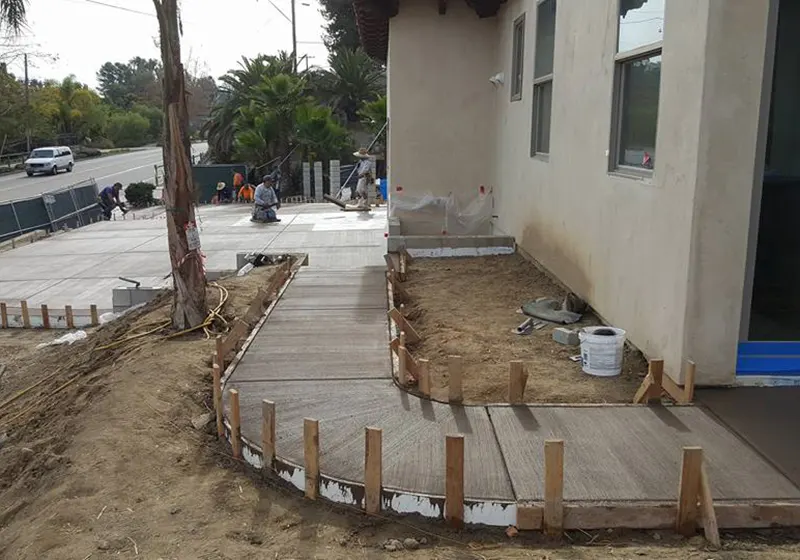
[[24, 146, 75, 177]]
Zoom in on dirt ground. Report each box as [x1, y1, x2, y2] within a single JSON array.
[[1, 266, 798, 559], [401, 255, 647, 404]]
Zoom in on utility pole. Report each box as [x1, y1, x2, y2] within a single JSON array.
[[290, 0, 297, 72], [24, 53, 30, 154]]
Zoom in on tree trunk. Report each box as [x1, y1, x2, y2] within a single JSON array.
[[153, 0, 207, 329]]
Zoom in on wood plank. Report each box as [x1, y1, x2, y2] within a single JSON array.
[[684, 360, 697, 403], [40, 305, 50, 329], [224, 319, 249, 357], [215, 335, 225, 370], [388, 274, 409, 302], [304, 418, 320, 499], [418, 358, 431, 397], [676, 446, 703, 535], [662, 374, 687, 404], [212, 356, 223, 438], [517, 504, 543, 530], [398, 332, 407, 385], [383, 254, 397, 277], [244, 288, 268, 322], [448, 355, 463, 403], [262, 399, 276, 470], [90, 304, 99, 327], [445, 434, 464, 528], [20, 300, 30, 328], [65, 305, 74, 329], [633, 374, 653, 404], [230, 389, 242, 459], [699, 466, 720, 548], [398, 246, 413, 265], [388, 307, 420, 344], [508, 360, 528, 404], [648, 359, 664, 402], [544, 439, 564, 535], [0, 302, 7, 328], [364, 427, 382, 514]]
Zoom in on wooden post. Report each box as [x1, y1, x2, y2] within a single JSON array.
[[418, 358, 431, 397], [676, 446, 703, 535], [364, 427, 382, 514], [445, 434, 465, 528], [90, 304, 99, 326], [699, 465, 720, 547], [65, 305, 74, 329], [648, 359, 664, 402], [304, 418, 320, 499], [398, 331, 407, 385], [212, 356, 223, 438], [21, 300, 30, 328], [0, 302, 7, 328], [448, 355, 463, 403], [544, 439, 564, 536], [229, 389, 242, 459], [215, 335, 225, 371], [684, 360, 697, 403], [508, 360, 528, 404], [262, 399, 276, 470], [40, 304, 50, 329]]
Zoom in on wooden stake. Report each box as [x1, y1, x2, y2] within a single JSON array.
[[676, 446, 703, 535], [364, 427, 382, 514], [20, 300, 30, 328], [684, 360, 697, 403], [90, 304, 99, 327], [262, 399, 276, 470], [508, 360, 528, 404], [544, 439, 565, 536], [418, 358, 431, 397], [229, 389, 242, 459], [212, 356, 223, 438], [304, 418, 320, 499], [388, 307, 420, 343], [448, 355, 463, 403], [65, 305, 74, 329], [215, 335, 225, 371], [699, 465, 720, 547], [398, 331, 407, 385], [445, 434, 465, 528], [0, 302, 7, 328], [648, 359, 664, 402], [40, 304, 50, 329]]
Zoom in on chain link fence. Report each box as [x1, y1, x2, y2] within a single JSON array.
[[0, 178, 102, 243]]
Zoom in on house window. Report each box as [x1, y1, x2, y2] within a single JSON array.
[[612, 0, 664, 172], [511, 15, 525, 101], [531, 0, 556, 157]]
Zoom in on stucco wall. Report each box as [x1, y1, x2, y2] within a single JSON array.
[[387, 0, 497, 220]]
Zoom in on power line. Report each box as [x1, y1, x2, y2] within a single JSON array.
[[261, 0, 292, 24], [64, 0, 156, 18]]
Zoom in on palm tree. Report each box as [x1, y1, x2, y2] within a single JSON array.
[[316, 48, 385, 124], [0, 0, 27, 35]]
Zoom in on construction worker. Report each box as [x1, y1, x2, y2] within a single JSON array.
[[98, 182, 127, 220], [238, 183, 255, 203], [353, 147, 374, 209], [251, 175, 281, 223]]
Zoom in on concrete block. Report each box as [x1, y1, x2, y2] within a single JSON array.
[[112, 288, 132, 308], [388, 216, 401, 236], [553, 327, 580, 346], [129, 287, 168, 307]]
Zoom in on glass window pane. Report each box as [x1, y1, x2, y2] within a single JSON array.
[[618, 54, 661, 169], [534, 0, 557, 78], [618, 0, 665, 53], [533, 80, 553, 154], [512, 17, 525, 99]]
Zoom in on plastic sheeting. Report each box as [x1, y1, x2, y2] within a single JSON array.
[[389, 187, 494, 236]]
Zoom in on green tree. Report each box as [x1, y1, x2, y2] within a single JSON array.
[[107, 112, 150, 147], [131, 103, 164, 142], [97, 57, 161, 109], [32, 77, 108, 143], [358, 94, 386, 152], [316, 48, 384, 124], [318, 0, 361, 52], [0, 0, 27, 35]]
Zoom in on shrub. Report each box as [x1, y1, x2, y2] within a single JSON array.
[[108, 113, 150, 148], [84, 137, 115, 150], [125, 182, 157, 208]]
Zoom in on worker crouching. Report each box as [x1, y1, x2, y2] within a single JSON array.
[[251, 175, 281, 223]]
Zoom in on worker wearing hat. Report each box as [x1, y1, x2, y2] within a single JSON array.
[[353, 147, 374, 209], [251, 174, 281, 223]]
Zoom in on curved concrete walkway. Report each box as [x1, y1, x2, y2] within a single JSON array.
[[222, 205, 800, 527]]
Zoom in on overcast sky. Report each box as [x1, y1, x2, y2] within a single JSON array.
[[4, 0, 330, 89]]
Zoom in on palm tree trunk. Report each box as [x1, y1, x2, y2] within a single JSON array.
[[153, 0, 207, 329]]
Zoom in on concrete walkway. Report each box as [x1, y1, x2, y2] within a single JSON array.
[[224, 206, 800, 527]]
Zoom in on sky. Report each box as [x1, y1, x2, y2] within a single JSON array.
[[3, 0, 330, 89]]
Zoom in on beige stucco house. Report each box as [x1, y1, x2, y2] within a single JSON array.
[[354, 0, 800, 388]]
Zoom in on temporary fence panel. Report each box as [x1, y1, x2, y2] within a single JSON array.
[[192, 164, 248, 203]]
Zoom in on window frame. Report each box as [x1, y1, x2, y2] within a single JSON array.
[[510, 14, 526, 102], [530, 0, 556, 158], [609, 2, 664, 178]]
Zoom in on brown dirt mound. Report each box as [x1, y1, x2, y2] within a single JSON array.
[[401, 255, 647, 404]]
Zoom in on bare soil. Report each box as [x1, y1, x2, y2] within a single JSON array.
[[402, 255, 647, 404], [1, 265, 798, 559]]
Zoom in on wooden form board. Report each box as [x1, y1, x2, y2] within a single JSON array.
[[364, 427, 382, 514], [634, 359, 697, 405], [445, 434, 464, 528], [304, 418, 320, 499], [388, 307, 420, 344]]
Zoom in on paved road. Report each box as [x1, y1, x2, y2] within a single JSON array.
[[0, 143, 208, 203]]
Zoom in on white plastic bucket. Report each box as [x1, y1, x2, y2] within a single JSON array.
[[578, 326, 626, 377]]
